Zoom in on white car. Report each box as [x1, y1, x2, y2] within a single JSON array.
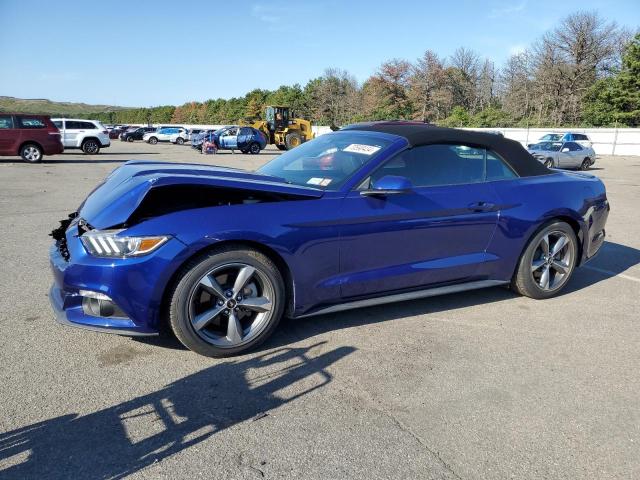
[[534, 132, 592, 148], [51, 118, 111, 154], [143, 127, 187, 145]]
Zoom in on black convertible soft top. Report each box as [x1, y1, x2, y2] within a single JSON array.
[[343, 121, 550, 177]]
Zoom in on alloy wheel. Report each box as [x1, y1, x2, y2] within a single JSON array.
[[23, 146, 41, 161], [187, 263, 275, 348], [530, 231, 574, 291], [84, 141, 99, 154]]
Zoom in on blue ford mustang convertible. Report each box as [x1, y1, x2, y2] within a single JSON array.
[[49, 122, 609, 357]]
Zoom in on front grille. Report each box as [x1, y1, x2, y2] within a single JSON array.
[[50, 212, 78, 261]]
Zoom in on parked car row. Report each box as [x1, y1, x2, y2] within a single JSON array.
[[0, 115, 596, 167]]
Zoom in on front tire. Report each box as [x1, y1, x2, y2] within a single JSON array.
[[168, 247, 285, 357], [543, 158, 554, 168], [512, 221, 577, 299], [81, 139, 100, 154], [581, 158, 590, 170], [285, 132, 302, 150], [127, 136, 134, 143], [20, 143, 42, 163]]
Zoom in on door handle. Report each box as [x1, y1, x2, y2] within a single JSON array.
[[468, 201, 496, 212]]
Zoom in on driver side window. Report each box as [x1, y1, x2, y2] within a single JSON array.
[[367, 144, 516, 188]]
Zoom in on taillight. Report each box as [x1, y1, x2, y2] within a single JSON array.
[[102, 130, 108, 135]]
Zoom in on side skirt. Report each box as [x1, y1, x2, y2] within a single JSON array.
[[294, 280, 509, 319]]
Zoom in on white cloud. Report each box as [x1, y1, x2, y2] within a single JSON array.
[[488, 0, 527, 19], [251, 4, 280, 23]]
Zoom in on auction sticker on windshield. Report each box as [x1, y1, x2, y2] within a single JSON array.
[[344, 144, 381, 155]]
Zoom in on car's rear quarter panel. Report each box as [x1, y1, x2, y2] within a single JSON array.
[[486, 172, 608, 281]]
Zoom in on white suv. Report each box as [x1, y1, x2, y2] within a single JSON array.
[[51, 118, 111, 154], [143, 127, 187, 144]]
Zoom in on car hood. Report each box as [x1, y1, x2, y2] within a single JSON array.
[[78, 161, 324, 229]]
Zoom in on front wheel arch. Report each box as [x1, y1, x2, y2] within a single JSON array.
[[160, 240, 295, 333]]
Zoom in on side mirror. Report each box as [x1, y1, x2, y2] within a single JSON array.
[[361, 175, 413, 197], [561, 147, 570, 153]]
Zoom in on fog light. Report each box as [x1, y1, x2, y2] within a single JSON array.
[[80, 290, 127, 318]]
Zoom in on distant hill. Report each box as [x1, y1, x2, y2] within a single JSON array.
[[0, 96, 131, 117]]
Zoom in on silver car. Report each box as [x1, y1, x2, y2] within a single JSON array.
[[527, 141, 596, 170]]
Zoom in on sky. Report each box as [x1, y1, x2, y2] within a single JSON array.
[[0, 0, 638, 107]]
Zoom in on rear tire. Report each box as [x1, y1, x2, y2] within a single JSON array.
[[512, 221, 577, 299], [176, 137, 185, 145], [20, 143, 42, 163], [127, 136, 134, 142], [168, 246, 285, 357], [581, 158, 590, 170], [81, 139, 100, 155], [249, 142, 261, 154], [148, 137, 158, 145]]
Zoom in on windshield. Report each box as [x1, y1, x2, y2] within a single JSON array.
[[540, 134, 563, 141], [530, 142, 562, 151], [258, 132, 394, 190]]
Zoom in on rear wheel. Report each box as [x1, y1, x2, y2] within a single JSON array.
[[81, 139, 100, 154], [20, 144, 42, 163], [249, 142, 261, 154], [168, 247, 285, 357], [581, 158, 590, 170], [285, 132, 303, 150], [176, 137, 185, 145], [127, 136, 134, 142], [148, 137, 158, 145], [512, 221, 577, 299]]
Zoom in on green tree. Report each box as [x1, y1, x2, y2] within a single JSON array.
[[583, 33, 640, 126]]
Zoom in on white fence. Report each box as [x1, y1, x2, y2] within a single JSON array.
[[464, 128, 640, 156], [130, 124, 640, 156]]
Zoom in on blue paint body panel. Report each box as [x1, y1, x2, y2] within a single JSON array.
[[49, 131, 609, 334]]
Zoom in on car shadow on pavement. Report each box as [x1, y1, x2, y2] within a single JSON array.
[[0, 342, 354, 480]]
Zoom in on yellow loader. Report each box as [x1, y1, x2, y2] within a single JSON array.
[[247, 106, 314, 150]]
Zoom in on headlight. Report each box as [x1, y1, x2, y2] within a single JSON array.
[[80, 230, 169, 258]]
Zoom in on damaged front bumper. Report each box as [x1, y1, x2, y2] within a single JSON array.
[[49, 219, 189, 336]]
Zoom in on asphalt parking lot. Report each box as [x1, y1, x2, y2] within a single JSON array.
[[0, 140, 639, 480]]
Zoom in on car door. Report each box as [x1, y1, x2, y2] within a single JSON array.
[[237, 127, 252, 150], [225, 127, 239, 149], [565, 142, 584, 168], [63, 120, 84, 147], [0, 114, 16, 154], [338, 144, 503, 299]]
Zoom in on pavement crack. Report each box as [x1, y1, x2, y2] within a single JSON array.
[[378, 407, 463, 480]]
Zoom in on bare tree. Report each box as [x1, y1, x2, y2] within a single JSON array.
[[409, 50, 450, 122], [535, 11, 623, 124]]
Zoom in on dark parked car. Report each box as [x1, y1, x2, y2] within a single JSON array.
[[49, 122, 609, 357], [121, 127, 157, 142], [0, 113, 64, 162]]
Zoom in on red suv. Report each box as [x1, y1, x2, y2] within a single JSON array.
[[0, 113, 64, 163]]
